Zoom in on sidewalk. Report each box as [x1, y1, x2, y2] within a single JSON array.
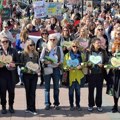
[[0, 80, 120, 120]]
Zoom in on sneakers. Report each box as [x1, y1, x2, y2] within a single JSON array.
[[54, 105, 60, 110], [76, 106, 82, 111], [112, 106, 118, 113], [45, 105, 50, 110], [97, 107, 103, 112], [1, 106, 7, 114], [28, 110, 37, 115], [70, 106, 74, 111], [9, 106, 15, 113], [25, 109, 30, 113], [88, 107, 93, 112]]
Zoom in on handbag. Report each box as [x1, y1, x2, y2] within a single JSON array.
[[44, 67, 53, 75]]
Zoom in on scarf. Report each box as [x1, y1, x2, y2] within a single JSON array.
[[70, 50, 82, 64]]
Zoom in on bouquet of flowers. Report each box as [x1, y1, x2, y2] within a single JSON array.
[[44, 56, 57, 63], [104, 56, 120, 69], [0, 55, 12, 65], [21, 62, 40, 74]]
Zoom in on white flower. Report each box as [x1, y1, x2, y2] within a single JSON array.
[[81, 63, 84, 66]]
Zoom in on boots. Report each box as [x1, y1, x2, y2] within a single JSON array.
[[1, 105, 7, 114], [112, 105, 118, 113], [9, 105, 15, 113]]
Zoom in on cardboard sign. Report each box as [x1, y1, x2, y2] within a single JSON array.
[[26, 61, 39, 72], [46, 2, 62, 16], [111, 57, 120, 67], [67, 59, 79, 67], [89, 55, 102, 64], [33, 0, 47, 18]]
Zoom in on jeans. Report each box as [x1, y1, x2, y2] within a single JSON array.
[[69, 81, 81, 107], [44, 67, 60, 106]]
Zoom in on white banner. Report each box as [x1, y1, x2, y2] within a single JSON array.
[[33, 0, 47, 18]]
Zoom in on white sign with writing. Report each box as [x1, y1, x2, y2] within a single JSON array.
[[33, 0, 46, 18]]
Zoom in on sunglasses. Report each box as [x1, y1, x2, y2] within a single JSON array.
[[4, 26, 8, 28], [42, 33, 47, 35], [98, 29, 103, 31], [72, 46, 78, 48], [1, 40, 9, 44], [116, 33, 120, 35], [29, 44, 35, 47], [50, 39, 56, 41], [63, 30, 68, 31]]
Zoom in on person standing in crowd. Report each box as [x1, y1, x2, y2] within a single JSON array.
[[36, 29, 49, 86], [46, 16, 61, 33], [60, 27, 74, 55], [20, 40, 39, 115], [16, 29, 29, 85], [0, 21, 15, 45], [110, 37, 120, 113], [0, 36, 19, 114], [86, 37, 108, 112], [77, 26, 92, 51], [63, 40, 84, 111], [40, 34, 64, 110]]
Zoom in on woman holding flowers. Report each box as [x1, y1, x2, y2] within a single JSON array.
[[40, 34, 64, 110], [86, 37, 108, 112], [110, 39, 120, 113], [0, 36, 19, 114], [63, 40, 84, 111], [20, 40, 39, 115]]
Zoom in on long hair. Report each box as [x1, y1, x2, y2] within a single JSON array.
[[89, 37, 101, 51], [112, 38, 120, 53], [20, 29, 28, 42], [24, 39, 38, 56]]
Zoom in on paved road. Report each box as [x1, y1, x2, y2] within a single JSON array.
[[0, 80, 120, 120]]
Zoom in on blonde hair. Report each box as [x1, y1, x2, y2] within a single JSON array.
[[20, 29, 28, 42], [71, 40, 80, 47], [32, 19, 37, 26], [24, 40, 38, 55], [94, 25, 104, 36], [79, 26, 89, 38]]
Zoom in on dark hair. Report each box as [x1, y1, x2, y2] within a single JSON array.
[[91, 37, 101, 44], [41, 29, 49, 36]]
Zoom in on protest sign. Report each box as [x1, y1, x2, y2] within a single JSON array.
[[46, 2, 62, 16], [33, 0, 47, 18]]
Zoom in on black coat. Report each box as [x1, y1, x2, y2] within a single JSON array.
[[0, 47, 19, 84]]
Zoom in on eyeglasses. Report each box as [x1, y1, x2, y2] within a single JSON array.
[[50, 39, 56, 41], [72, 46, 78, 48], [1, 40, 9, 44], [29, 44, 35, 47], [98, 28, 103, 31]]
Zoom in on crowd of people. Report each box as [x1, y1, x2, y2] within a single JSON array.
[[0, 1, 120, 116]]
